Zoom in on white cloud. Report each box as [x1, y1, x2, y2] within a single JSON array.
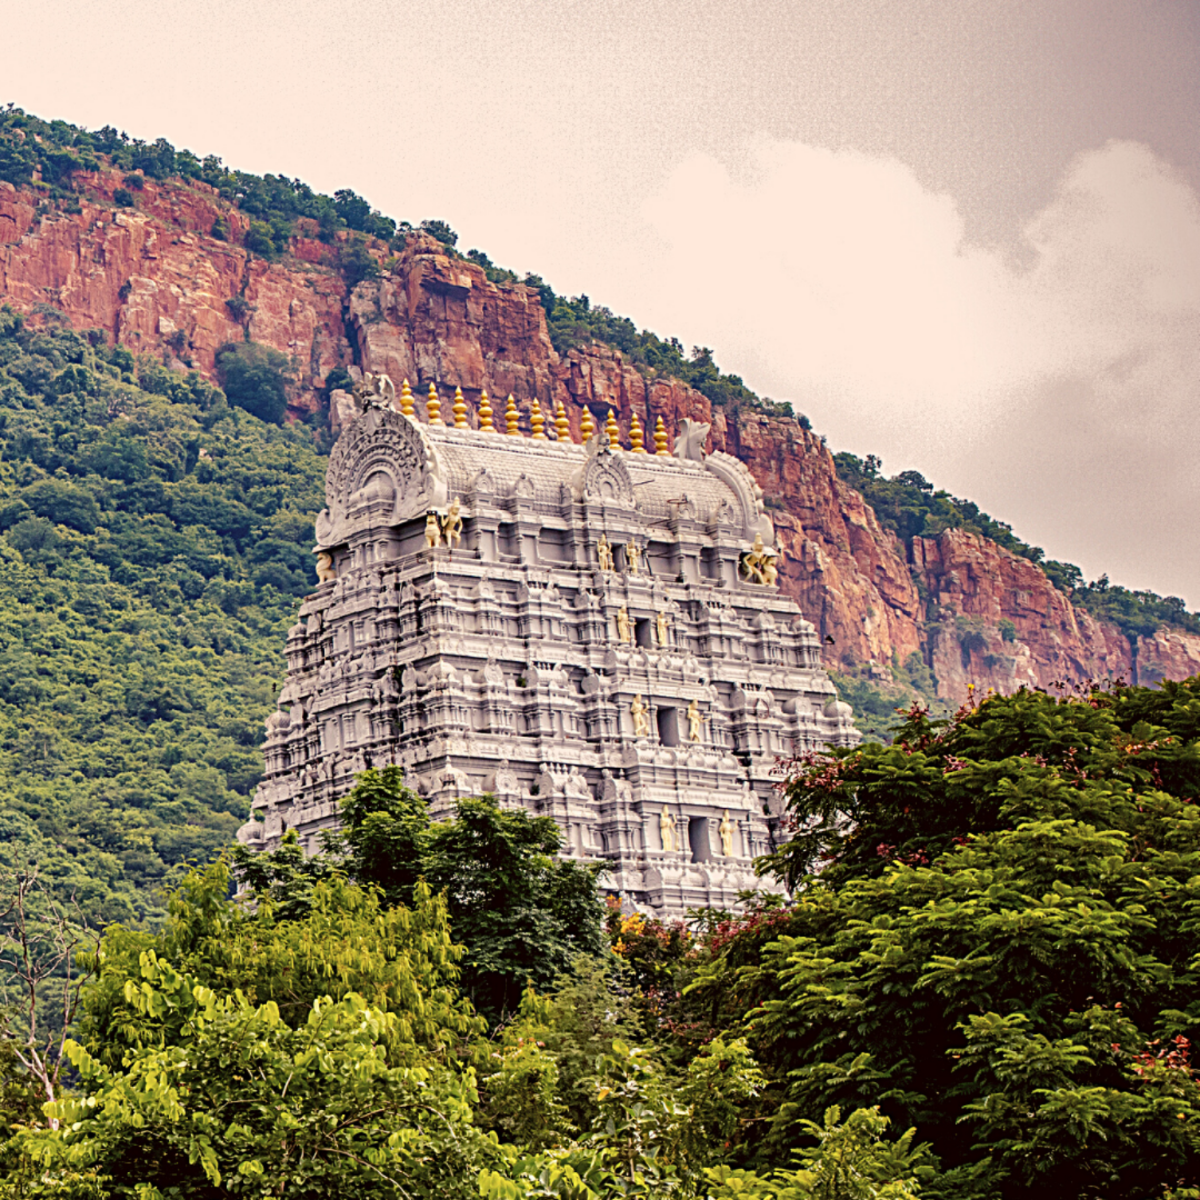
[[634, 138, 1200, 603]]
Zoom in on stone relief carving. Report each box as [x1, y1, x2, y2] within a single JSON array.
[[316, 407, 442, 547], [579, 452, 635, 505]]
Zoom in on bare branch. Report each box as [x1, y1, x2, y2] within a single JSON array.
[[0, 863, 103, 1127]]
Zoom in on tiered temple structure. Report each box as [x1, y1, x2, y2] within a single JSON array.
[[240, 377, 858, 912]]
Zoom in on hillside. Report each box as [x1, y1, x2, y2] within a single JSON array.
[[0, 309, 324, 917], [3, 102, 1200, 751]]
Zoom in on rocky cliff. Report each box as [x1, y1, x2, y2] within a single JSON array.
[[4, 169, 1198, 707]]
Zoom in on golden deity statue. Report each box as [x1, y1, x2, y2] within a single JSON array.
[[631, 693, 650, 737], [659, 807, 676, 852], [625, 541, 642, 575], [686, 698, 704, 743], [440, 497, 463, 548], [655, 610, 669, 647], [616, 606, 631, 643], [740, 533, 779, 586], [718, 812, 735, 857], [597, 533, 615, 572]]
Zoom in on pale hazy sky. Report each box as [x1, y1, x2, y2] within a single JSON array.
[[7, 0, 1200, 603]]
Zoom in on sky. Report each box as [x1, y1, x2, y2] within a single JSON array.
[[6, 0, 1200, 603]]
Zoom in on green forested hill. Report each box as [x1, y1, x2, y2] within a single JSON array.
[[0, 308, 324, 919]]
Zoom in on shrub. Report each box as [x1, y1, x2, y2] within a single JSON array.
[[7, 515, 59, 556], [21, 479, 100, 533], [323, 366, 353, 397], [420, 218, 458, 247], [243, 220, 276, 257], [338, 241, 380, 290], [209, 217, 229, 241], [112, 187, 134, 208], [123, 173, 144, 191], [215, 341, 291, 424], [224, 295, 250, 323]]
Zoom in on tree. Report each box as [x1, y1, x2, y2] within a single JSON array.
[[419, 219, 458, 247], [19, 968, 493, 1198], [0, 866, 101, 1121], [687, 680, 1200, 1198], [419, 798, 607, 1021], [214, 341, 290, 423], [269, 767, 610, 1024], [338, 239, 381, 289], [78, 859, 481, 1070]]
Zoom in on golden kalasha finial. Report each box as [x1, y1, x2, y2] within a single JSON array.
[[580, 407, 595, 442], [478, 388, 495, 432], [452, 385, 468, 428], [654, 415, 670, 456], [400, 378, 415, 418], [531, 397, 546, 439], [505, 393, 520, 435], [426, 381, 443, 425], [605, 409, 620, 449], [629, 410, 646, 452], [554, 398, 570, 442]]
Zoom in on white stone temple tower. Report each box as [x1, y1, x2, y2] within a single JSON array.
[[239, 380, 858, 913]]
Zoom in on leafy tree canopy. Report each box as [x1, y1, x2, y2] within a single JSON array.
[[234, 767, 609, 1024], [214, 341, 291, 425], [684, 680, 1200, 1198], [0, 308, 324, 919]]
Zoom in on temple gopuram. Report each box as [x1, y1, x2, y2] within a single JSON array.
[[239, 377, 858, 913]]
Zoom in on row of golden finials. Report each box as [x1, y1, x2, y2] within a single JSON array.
[[397, 379, 672, 454]]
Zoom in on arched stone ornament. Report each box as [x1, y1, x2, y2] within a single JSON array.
[[578, 452, 635, 506], [705, 451, 774, 541], [315, 407, 445, 548]]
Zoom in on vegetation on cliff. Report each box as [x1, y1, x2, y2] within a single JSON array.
[[0, 307, 322, 919], [0, 104, 396, 248], [4, 681, 1199, 1197], [835, 451, 1200, 641]]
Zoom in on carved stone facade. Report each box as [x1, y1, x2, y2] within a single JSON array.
[[240, 391, 858, 913]]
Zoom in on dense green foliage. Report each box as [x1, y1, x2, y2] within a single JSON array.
[[5, 680, 1200, 1196], [0, 104, 395, 248], [834, 452, 1200, 641], [21, 870, 494, 1198], [3, 819, 919, 1198], [697, 681, 1200, 1197], [0, 308, 323, 919], [233, 767, 607, 1023], [214, 342, 291, 425]]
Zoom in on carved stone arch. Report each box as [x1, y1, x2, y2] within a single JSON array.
[[705, 450, 769, 539], [582, 453, 635, 505], [317, 408, 443, 546], [471, 467, 496, 500]]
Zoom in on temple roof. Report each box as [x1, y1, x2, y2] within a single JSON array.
[[315, 405, 776, 550]]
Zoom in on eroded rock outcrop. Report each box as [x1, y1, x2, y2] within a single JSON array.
[[0, 172, 350, 391]]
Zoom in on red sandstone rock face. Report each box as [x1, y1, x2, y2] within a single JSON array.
[[0, 172, 351, 392], [1135, 627, 1200, 687], [911, 530, 1137, 700], [3, 172, 1199, 705], [350, 235, 557, 410]]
